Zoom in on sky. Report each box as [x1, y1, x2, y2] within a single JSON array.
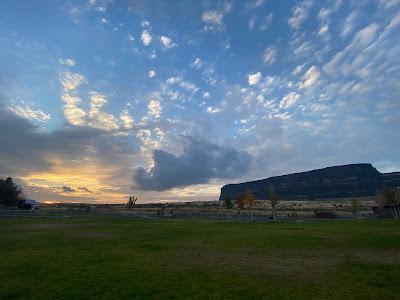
[[0, 0, 399, 204]]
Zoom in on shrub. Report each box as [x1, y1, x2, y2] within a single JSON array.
[[224, 196, 233, 209], [313, 210, 337, 219]]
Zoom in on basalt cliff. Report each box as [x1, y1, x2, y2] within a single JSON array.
[[219, 163, 400, 200]]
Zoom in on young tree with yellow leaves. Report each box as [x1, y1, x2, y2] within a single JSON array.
[[267, 186, 279, 221], [245, 188, 255, 222]]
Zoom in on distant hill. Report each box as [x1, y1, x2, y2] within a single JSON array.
[[219, 163, 400, 200]]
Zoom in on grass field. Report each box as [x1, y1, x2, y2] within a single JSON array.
[[1, 217, 399, 299]]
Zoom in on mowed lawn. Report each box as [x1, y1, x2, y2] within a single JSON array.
[[1, 217, 400, 299]]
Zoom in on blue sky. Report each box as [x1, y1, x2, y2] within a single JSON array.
[[0, 0, 399, 203]]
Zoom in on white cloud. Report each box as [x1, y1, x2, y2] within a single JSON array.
[[191, 57, 203, 69], [59, 58, 76, 67], [248, 72, 262, 86], [141, 20, 150, 28], [203, 92, 210, 99], [88, 92, 120, 131], [201, 9, 226, 32], [59, 71, 86, 92], [259, 13, 273, 30], [340, 12, 357, 38], [58, 72, 87, 126], [179, 81, 198, 93], [9, 102, 50, 123], [292, 64, 305, 75], [160, 35, 177, 49], [378, 0, 400, 9], [119, 108, 134, 130], [245, 0, 264, 9], [263, 46, 277, 64], [166, 76, 199, 93], [141, 30, 152, 46], [302, 66, 321, 88], [206, 106, 221, 113], [249, 16, 256, 30], [202, 10, 223, 25], [317, 25, 329, 36], [148, 100, 162, 118], [280, 92, 300, 108], [352, 23, 379, 47], [288, 0, 313, 29], [166, 76, 181, 85], [61, 94, 86, 126], [148, 70, 156, 78]]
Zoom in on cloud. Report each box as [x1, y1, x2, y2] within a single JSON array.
[[201, 5, 231, 32], [148, 70, 156, 78], [317, 25, 329, 36], [0, 101, 136, 202], [62, 186, 75, 193], [259, 13, 273, 30], [202, 10, 223, 27], [288, 0, 313, 29], [159, 35, 177, 49], [58, 58, 76, 67], [280, 92, 300, 109], [88, 92, 120, 132], [206, 106, 221, 113], [302, 66, 320, 88], [166, 76, 199, 94], [119, 108, 134, 129], [292, 64, 305, 75], [263, 46, 277, 64], [148, 100, 162, 118], [324, 23, 381, 77], [377, 0, 400, 9], [248, 72, 262, 86], [8, 102, 50, 123], [59, 71, 87, 126], [141, 20, 150, 28], [340, 11, 357, 38], [191, 57, 203, 69], [141, 30, 152, 46], [245, 0, 264, 9], [59, 71, 85, 92], [133, 137, 253, 191], [248, 16, 256, 30]]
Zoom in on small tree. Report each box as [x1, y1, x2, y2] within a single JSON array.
[[376, 187, 399, 219], [236, 193, 244, 212], [127, 195, 138, 209], [0, 177, 26, 207], [350, 198, 362, 219], [267, 186, 279, 221], [245, 188, 255, 222], [224, 195, 233, 209]]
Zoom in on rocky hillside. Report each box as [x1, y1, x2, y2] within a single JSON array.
[[219, 163, 400, 200]]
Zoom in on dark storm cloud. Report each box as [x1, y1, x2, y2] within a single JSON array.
[[0, 105, 135, 179], [133, 137, 253, 191], [0, 106, 98, 175], [62, 186, 75, 193], [78, 187, 93, 193]]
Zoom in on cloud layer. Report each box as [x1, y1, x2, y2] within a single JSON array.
[[134, 138, 253, 191]]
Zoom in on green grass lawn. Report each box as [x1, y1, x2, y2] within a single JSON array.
[[1, 217, 399, 299]]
